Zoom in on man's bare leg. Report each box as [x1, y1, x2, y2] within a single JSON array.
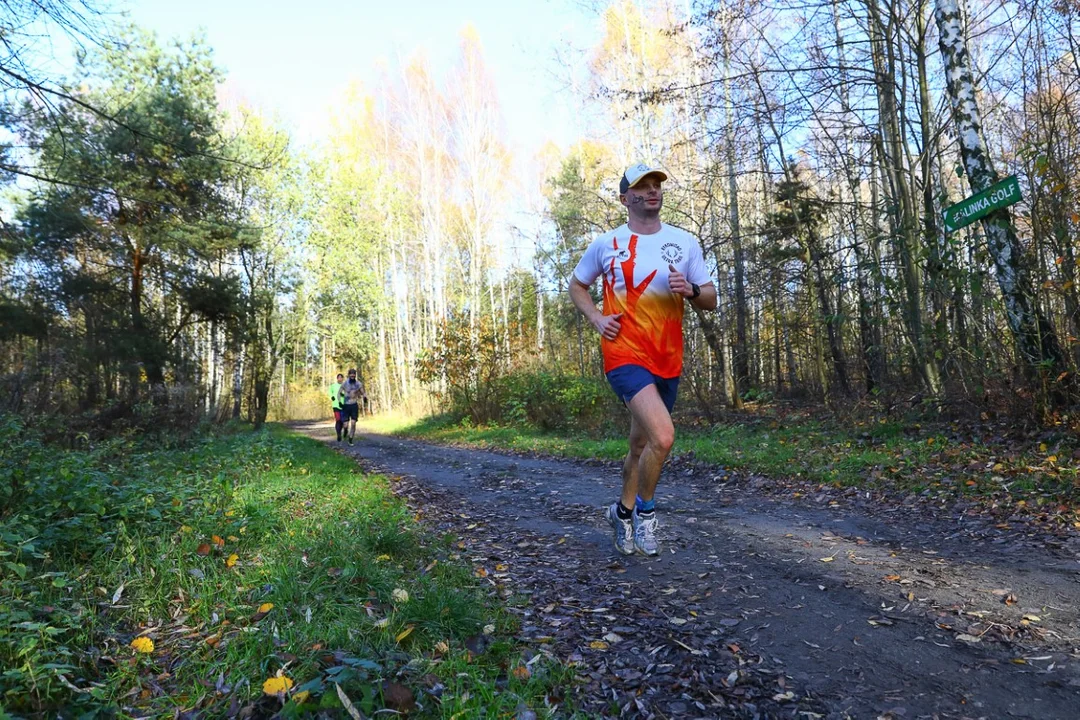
[[624, 384, 675, 506], [620, 415, 648, 510]]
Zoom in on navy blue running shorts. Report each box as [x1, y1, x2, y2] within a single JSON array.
[[605, 364, 679, 412]]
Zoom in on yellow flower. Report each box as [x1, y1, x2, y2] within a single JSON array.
[[130, 636, 154, 654], [262, 675, 294, 695]]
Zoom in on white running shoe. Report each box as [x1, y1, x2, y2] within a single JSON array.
[[633, 510, 659, 556], [606, 503, 635, 555]]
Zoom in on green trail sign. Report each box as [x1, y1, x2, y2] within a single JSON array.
[[943, 175, 1022, 233]]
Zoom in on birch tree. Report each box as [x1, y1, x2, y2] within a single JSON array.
[[935, 0, 1071, 400]]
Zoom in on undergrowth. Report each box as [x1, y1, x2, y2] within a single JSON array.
[[0, 416, 571, 717]]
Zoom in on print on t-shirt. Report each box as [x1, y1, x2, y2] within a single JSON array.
[[574, 223, 711, 378]]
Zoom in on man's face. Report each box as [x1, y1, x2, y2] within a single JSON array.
[[337, 375, 344, 381], [348, 373, 356, 382], [620, 174, 663, 215]]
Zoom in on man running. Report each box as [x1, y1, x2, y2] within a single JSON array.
[[569, 163, 717, 555], [337, 368, 367, 446], [329, 373, 345, 442]]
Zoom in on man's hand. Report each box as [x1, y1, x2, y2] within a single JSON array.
[[668, 264, 692, 297], [592, 312, 623, 340]]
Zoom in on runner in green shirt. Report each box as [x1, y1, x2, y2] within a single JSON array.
[[329, 373, 344, 442]]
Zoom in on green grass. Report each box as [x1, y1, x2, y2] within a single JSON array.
[[0, 418, 571, 718], [368, 411, 1080, 513]]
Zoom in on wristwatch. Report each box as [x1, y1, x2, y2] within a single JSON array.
[[691, 283, 701, 299]]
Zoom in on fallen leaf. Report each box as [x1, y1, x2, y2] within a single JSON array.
[[382, 680, 416, 713], [196, 543, 211, 556], [212, 535, 225, 548], [434, 641, 449, 655], [336, 683, 363, 719], [262, 675, 293, 695], [515, 701, 539, 720], [955, 633, 982, 643], [251, 603, 274, 622], [1003, 593, 1018, 606], [129, 636, 154, 654], [1022, 614, 1041, 623], [395, 625, 414, 643], [465, 634, 490, 657], [883, 574, 901, 582], [512, 665, 531, 680], [588, 640, 609, 650], [819, 556, 835, 563], [392, 588, 410, 603], [225, 554, 238, 568]]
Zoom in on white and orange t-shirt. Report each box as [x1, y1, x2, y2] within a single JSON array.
[[573, 223, 711, 378]]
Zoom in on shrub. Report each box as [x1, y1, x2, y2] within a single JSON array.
[[497, 370, 619, 432], [416, 315, 510, 423]]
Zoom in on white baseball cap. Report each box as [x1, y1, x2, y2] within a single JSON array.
[[619, 162, 668, 194]]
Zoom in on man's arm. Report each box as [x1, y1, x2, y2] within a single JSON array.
[[691, 282, 718, 311], [569, 278, 622, 340]]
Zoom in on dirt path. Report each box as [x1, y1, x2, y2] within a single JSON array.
[[293, 422, 1080, 719]]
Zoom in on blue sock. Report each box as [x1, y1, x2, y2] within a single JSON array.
[[636, 496, 655, 514]]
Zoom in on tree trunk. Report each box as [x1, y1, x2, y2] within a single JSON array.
[[724, 38, 750, 400], [935, 0, 1071, 403], [868, 3, 940, 394]]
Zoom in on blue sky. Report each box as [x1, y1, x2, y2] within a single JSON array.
[[115, 0, 598, 157]]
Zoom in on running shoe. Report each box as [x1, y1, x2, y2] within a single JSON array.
[[348, 437, 354, 446], [633, 510, 659, 556], [606, 502, 635, 555]]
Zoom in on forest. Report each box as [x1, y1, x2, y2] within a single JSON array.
[[4, 0, 1080, 429], [4, 1, 1080, 717]]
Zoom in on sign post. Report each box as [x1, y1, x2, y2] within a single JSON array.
[[942, 175, 1022, 233]]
